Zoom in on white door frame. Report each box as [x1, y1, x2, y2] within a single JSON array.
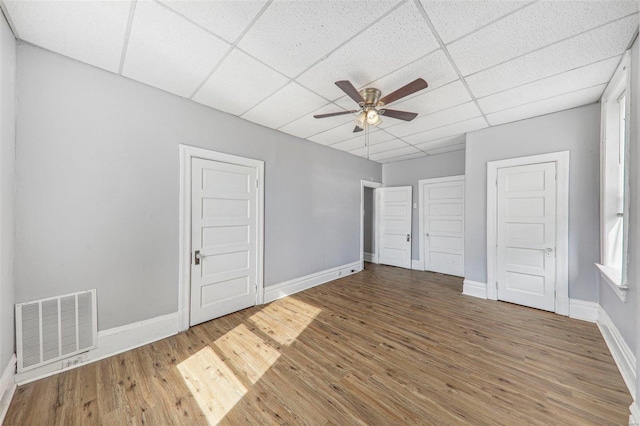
[[178, 144, 265, 332], [487, 151, 569, 316], [361, 180, 382, 270], [418, 175, 465, 273]]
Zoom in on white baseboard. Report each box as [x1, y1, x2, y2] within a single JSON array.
[[462, 279, 487, 299], [15, 312, 180, 385], [411, 259, 424, 271], [597, 305, 636, 398], [264, 261, 361, 303], [0, 354, 16, 424], [569, 299, 598, 322], [630, 401, 640, 425], [364, 252, 375, 263]]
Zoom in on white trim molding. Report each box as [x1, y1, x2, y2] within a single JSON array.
[[0, 354, 16, 424], [629, 401, 640, 426], [597, 305, 636, 398], [264, 261, 361, 304], [15, 312, 180, 385], [178, 144, 265, 331], [364, 252, 375, 263], [568, 299, 598, 322], [486, 151, 570, 315], [418, 175, 465, 276], [462, 279, 487, 299], [361, 180, 382, 271], [411, 259, 424, 271]]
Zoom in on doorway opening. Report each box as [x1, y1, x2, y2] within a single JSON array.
[[361, 180, 382, 270]]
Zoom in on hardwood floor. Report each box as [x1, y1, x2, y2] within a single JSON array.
[[4, 263, 632, 425]]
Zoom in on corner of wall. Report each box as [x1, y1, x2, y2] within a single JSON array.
[[0, 354, 16, 423]]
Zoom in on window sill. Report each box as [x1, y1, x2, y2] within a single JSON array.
[[596, 263, 628, 302]]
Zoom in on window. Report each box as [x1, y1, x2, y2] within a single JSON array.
[[598, 51, 631, 301]]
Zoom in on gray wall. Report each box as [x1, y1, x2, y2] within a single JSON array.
[[601, 37, 637, 362], [383, 147, 466, 260], [465, 104, 601, 302], [14, 43, 381, 331], [363, 187, 374, 254], [0, 11, 15, 371]]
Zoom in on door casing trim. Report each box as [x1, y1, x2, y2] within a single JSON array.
[[178, 144, 265, 332], [486, 151, 569, 315], [361, 180, 382, 270]]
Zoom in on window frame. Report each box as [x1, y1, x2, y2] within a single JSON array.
[[598, 51, 631, 302]]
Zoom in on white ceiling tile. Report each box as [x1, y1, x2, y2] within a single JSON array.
[[486, 84, 606, 126], [241, 82, 327, 129], [238, 0, 401, 77], [123, 0, 230, 97], [192, 49, 288, 116], [278, 104, 352, 139], [448, 1, 638, 76], [331, 131, 396, 152], [380, 80, 472, 128], [403, 117, 488, 145], [4, 0, 131, 72], [350, 139, 410, 156], [158, 0, 268, 43], [422, 0, 533, 44], [423, 143, 466, 156], [378, 152, 428, 163], [297, 1, 439, 101], [369, 145, 420, 161], [413, 135, 465, 151], [308, 122, 360, 146], [478, 56, 620, 114], [386, 102, 482, 138], [465, 15, 638, 98]]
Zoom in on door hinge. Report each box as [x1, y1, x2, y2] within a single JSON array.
[[495, 178, 498, 186], [256, 179, 259, 188]]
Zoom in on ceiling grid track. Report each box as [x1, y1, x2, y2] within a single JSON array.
[[413, 0, 491, 127], [462, 12, 640, 82], [186, 0, 276, 100], [244, 0, 410, 127], [118, 0, 138, 75]]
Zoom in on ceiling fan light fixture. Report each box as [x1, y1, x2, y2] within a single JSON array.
[[354, 111, 366, 128], [366, 109, 381, 126]]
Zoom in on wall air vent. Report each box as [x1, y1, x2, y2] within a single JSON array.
[[16, 289, 97, 372]]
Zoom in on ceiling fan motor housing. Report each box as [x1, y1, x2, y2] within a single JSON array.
[[359, 88, 381, 108]]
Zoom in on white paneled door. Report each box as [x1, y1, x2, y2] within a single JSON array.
[[497, 162, 556, 311], [421, 177, 464, 276], [377, 186, 412, 269], [190, 158, 258, 326]]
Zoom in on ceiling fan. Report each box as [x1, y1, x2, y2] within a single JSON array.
[[313, 78, 428, 132]]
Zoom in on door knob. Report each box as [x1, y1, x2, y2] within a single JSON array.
[[194, 250, 201, 265]]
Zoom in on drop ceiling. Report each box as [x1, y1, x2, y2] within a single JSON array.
[[1, 0, 638, 163]]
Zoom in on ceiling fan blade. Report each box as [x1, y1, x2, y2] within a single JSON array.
[[380, 109, 419, 121], [353, 126, 364, 133], [335, 80, 365, 105], [313, 110, 358, 119], [377, 78, 428, 106]]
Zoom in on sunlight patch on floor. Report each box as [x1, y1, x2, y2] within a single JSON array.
[[178, 298, 322, 424], [177, 346, 246, 425], [248, 297, 322, 346], [213, 323, 280, 385]]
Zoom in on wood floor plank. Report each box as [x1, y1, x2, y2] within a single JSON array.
[[3, 264, 632, 425]]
